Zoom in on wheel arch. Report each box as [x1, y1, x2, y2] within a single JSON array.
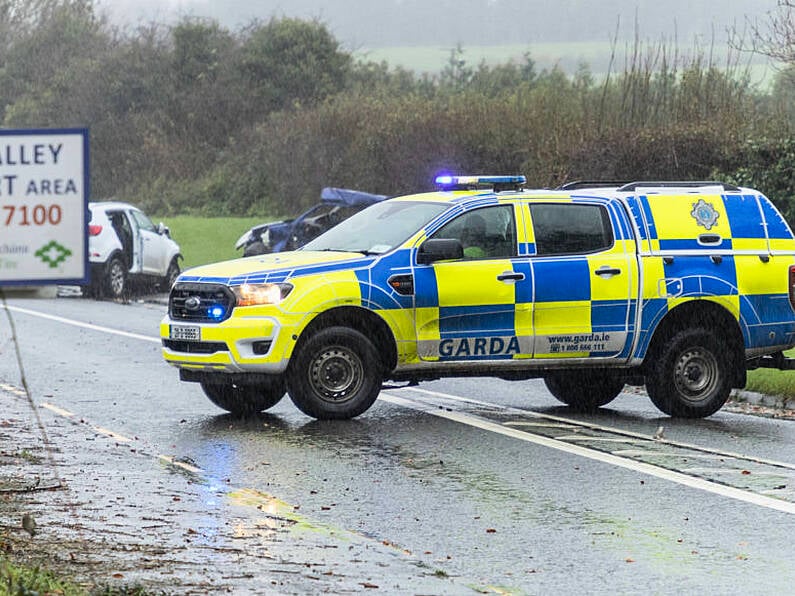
[[645, 300, 746, 388], [295, 306, 398, 374]]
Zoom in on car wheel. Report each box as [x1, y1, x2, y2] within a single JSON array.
[[104, 256, 127, 299], [544, 370, 625, 411], [201, 378, 285, 416], [646, 328, 731, 418], [163, 258, 180, 290], [287, 327, 382, 420]]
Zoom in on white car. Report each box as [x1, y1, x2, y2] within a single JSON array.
[[86, 201, 182, 299]]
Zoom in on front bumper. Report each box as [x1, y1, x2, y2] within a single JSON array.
[[160, 314, 294, 374]]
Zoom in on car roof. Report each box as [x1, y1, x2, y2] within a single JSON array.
[[320, 187, 388, 206], [89, 201, 142, 211]]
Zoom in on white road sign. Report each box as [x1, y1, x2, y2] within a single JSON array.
[[0, 128, 89, 286]]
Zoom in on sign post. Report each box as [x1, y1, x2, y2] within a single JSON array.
[[0, 128, 89, 287]]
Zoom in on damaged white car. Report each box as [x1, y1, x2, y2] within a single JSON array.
[[86, 201, 181, 299]]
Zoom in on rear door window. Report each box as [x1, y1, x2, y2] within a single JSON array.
[[530, 204, 613, 255]]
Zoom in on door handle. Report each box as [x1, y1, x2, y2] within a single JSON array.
[[595, 266, 621, 277], [497, 272, 525, 282], [698, 233, 722, 245]]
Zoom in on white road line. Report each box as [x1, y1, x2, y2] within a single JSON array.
[[1, 304, 161, 344], [612, 450, 730, 460], [401, 386, 795, 471], [381, 392, 795, 515], [40, 403, 75, 418], [553, 436, 639, 443], [158, 454, 203, 475]]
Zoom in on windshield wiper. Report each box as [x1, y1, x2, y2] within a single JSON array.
[[316, 248, 381, 255]]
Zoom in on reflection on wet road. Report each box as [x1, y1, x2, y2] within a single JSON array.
[[382, 387, 795, 513]]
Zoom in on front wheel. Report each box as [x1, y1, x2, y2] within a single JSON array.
[[645, 328, 731, 418], [544, 370, 625, 411], [287, 327, 382, 420], [201, 378, 285, 416], [162, 258, 180, 290]]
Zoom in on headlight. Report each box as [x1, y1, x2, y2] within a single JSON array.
[[232, 283, 293, 306], [234, 230, 253, 250]]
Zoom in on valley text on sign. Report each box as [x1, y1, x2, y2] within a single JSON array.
[[0, 128, 89, 286]]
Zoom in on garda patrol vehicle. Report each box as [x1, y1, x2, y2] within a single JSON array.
[[160, 176, 795, 420]]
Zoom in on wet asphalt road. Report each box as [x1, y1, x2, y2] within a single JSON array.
[[2, 293, 795, 594]]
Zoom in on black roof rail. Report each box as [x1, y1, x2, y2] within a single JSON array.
[[556, 180, 630, 190], [617, 181, 741, 192]]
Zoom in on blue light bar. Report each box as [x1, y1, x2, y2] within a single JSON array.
[[434, 174, 526, 189]]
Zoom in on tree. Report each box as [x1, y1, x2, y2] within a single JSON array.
[[0, 0, 106, 123], [237, 17, 352, 112], [733, 0, 795, 65]]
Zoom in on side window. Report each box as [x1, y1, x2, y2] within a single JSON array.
[[530, 204, 613, 255], [431, 205, 516, 259], [130, 209, 156, 233]]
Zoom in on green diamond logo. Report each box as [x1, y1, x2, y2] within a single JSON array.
[[35, 241, 72, 268]]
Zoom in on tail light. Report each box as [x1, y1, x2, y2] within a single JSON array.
[[789, 265, 795, 312], [88, 224, 102, 236]]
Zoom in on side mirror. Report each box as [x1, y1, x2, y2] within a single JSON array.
[[158, 222, 170, 237], [417, 238, 464, 265]]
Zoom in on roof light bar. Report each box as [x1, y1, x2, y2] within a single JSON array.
[[434, 175, 526, 191]]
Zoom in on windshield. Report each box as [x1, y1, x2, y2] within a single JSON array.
[[302, 200, 448, 254]]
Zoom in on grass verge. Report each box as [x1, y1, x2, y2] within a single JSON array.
[[0, 554, 83, 595], [744, 349, 795, 401], [156, 215, 266, 270], [0, 553, 151, 595]]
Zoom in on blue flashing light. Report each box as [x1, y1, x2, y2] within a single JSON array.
[[434, 174, 526, 189], [208, 305, 226, 320]]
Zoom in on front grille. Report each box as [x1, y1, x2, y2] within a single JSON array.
[[169, 283, 236, 323], [162, 339, 228, 354]]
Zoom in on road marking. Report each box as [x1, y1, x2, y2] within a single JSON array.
[[41, 403, 75, 418], [553, 436, 639, 443], [41, 402, 134, 443], [381, 392, 795, 515], [400, 386, 795, 471], [0, 381, 27, 397], [1, 304, 161, 344], [158, 454, 202, 474]]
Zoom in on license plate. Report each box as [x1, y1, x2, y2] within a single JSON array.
[[170, 325, 200, 341]]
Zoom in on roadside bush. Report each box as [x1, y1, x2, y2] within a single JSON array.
[[567, 124, 739, 184], [712, 137, 795, 221]]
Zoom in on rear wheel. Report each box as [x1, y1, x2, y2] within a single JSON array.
[[287, 327, 382, 420], [544, 370, 625, 411], [201, 378, 285, 416], [104, 256, 127, 299], [645, 328, 731, 418]]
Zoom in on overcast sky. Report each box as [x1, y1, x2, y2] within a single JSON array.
[[97, 0, 778, 50]]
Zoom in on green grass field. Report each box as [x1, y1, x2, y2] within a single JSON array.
[[746, 356, 795, 402], [159, 215, 266, 270], [354, 41, 775, 87]]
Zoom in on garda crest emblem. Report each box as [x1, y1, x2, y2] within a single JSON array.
[[690, 198, 719, 230]]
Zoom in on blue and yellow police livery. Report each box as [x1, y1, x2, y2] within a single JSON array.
[[160, 176, 795, 419]]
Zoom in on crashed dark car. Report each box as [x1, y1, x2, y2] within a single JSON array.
[[235, 187, 388, 256]]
